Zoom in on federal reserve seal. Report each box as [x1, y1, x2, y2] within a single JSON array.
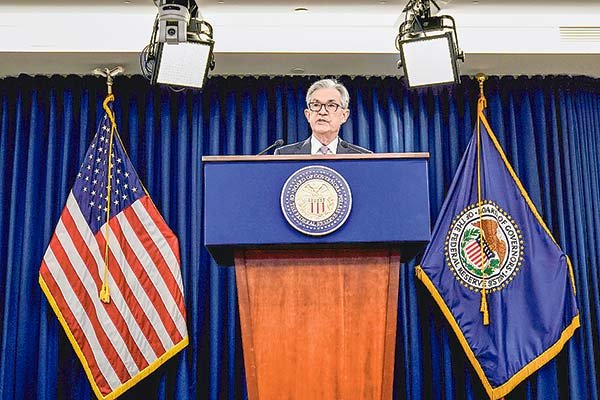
[[280, 165, 352, 236], [445, 201, 524, 292]]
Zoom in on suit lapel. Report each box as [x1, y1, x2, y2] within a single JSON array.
[[297, 138, 311, 154]]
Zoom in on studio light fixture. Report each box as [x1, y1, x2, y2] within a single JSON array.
[[396, 0, 464, 88], [141, 1, 215, 90]]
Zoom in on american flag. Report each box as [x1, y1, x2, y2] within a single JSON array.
[[465, 234, 494, 269], [39, 104, 188, 400]]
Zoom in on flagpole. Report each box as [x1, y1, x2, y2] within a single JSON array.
[[476, 72, 490, 326], [93, 66, 124, 303]]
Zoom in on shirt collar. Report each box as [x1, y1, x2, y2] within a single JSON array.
[[310, 136, 339, 154]]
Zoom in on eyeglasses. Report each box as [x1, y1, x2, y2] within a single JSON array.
[[307, 102, 343, 113]]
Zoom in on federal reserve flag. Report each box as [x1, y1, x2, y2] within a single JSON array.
[[416, 109, 579, 399], [39, 95, 188, 399]]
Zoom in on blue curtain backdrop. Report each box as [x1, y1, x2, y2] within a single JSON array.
[[0, 74, 599, 399]]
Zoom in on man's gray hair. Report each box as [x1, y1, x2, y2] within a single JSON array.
[[306, 78, 350, 109]]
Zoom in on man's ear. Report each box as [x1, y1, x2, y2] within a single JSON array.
[[304, 108, 311, 121], [342, 109, 350, 123]]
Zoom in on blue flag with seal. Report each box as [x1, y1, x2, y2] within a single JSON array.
[[416, 94, 580, 399]]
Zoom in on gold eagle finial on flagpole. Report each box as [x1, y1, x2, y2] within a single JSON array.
[[475, 73, 487, 113], [93, 66, 125, 95]]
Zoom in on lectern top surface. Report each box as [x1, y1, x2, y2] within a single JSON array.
[[201, 152, 429, 162]]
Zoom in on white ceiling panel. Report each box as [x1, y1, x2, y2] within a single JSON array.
[[0, 1, 599, 78]]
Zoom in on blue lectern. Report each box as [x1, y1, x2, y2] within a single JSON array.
[[203, 153, 430, 400]]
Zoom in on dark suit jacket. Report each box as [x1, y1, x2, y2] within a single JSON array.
[[274, 137, 372, 155]]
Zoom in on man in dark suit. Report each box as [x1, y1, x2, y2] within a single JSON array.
[[275, 79, 371, 155]]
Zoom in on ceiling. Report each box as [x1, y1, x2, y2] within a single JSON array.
[[1, 0, 600, 79]]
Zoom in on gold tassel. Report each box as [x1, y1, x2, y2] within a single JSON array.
[[480, 288, 489, 325], [99, 281, 110, 304]]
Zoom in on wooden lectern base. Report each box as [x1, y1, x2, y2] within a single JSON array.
[[235, 247, 400, 400]]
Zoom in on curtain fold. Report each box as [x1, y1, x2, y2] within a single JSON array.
[[0, 74, 599, 399]]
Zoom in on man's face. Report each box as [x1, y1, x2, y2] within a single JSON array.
[[304, 87, 349, 139]]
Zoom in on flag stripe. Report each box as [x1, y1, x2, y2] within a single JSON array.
[[94, 229, 170, 358], [68, 193, 162, 365], [134, 197, 181, 268], [65, 194, 104, 283], [42, 248, 123, 391], [40, 260, 114, 394], [48, 219, 133, 383], [132, 199, 186, 304], [62, 199, 153, 371], [465, 241, 487, 267], [67, 196, 160, 369], [127, 201, 187, 330], [111, 209, 183, 342], [98, 223, 175, 352], [132, 199, 187, 324], [118, 208, 185, 338]]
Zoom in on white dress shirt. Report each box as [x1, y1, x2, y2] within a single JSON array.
[[310, 136, 339, 154]]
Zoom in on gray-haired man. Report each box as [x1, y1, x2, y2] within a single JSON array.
[[275, 79, 371, 155]]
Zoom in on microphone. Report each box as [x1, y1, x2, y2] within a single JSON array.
[[257, 139, 284, 155], [340, 140, 372, 154]]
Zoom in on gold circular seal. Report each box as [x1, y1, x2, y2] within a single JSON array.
[[280, 165, 352, 236], [294, 178, 338, 222]]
